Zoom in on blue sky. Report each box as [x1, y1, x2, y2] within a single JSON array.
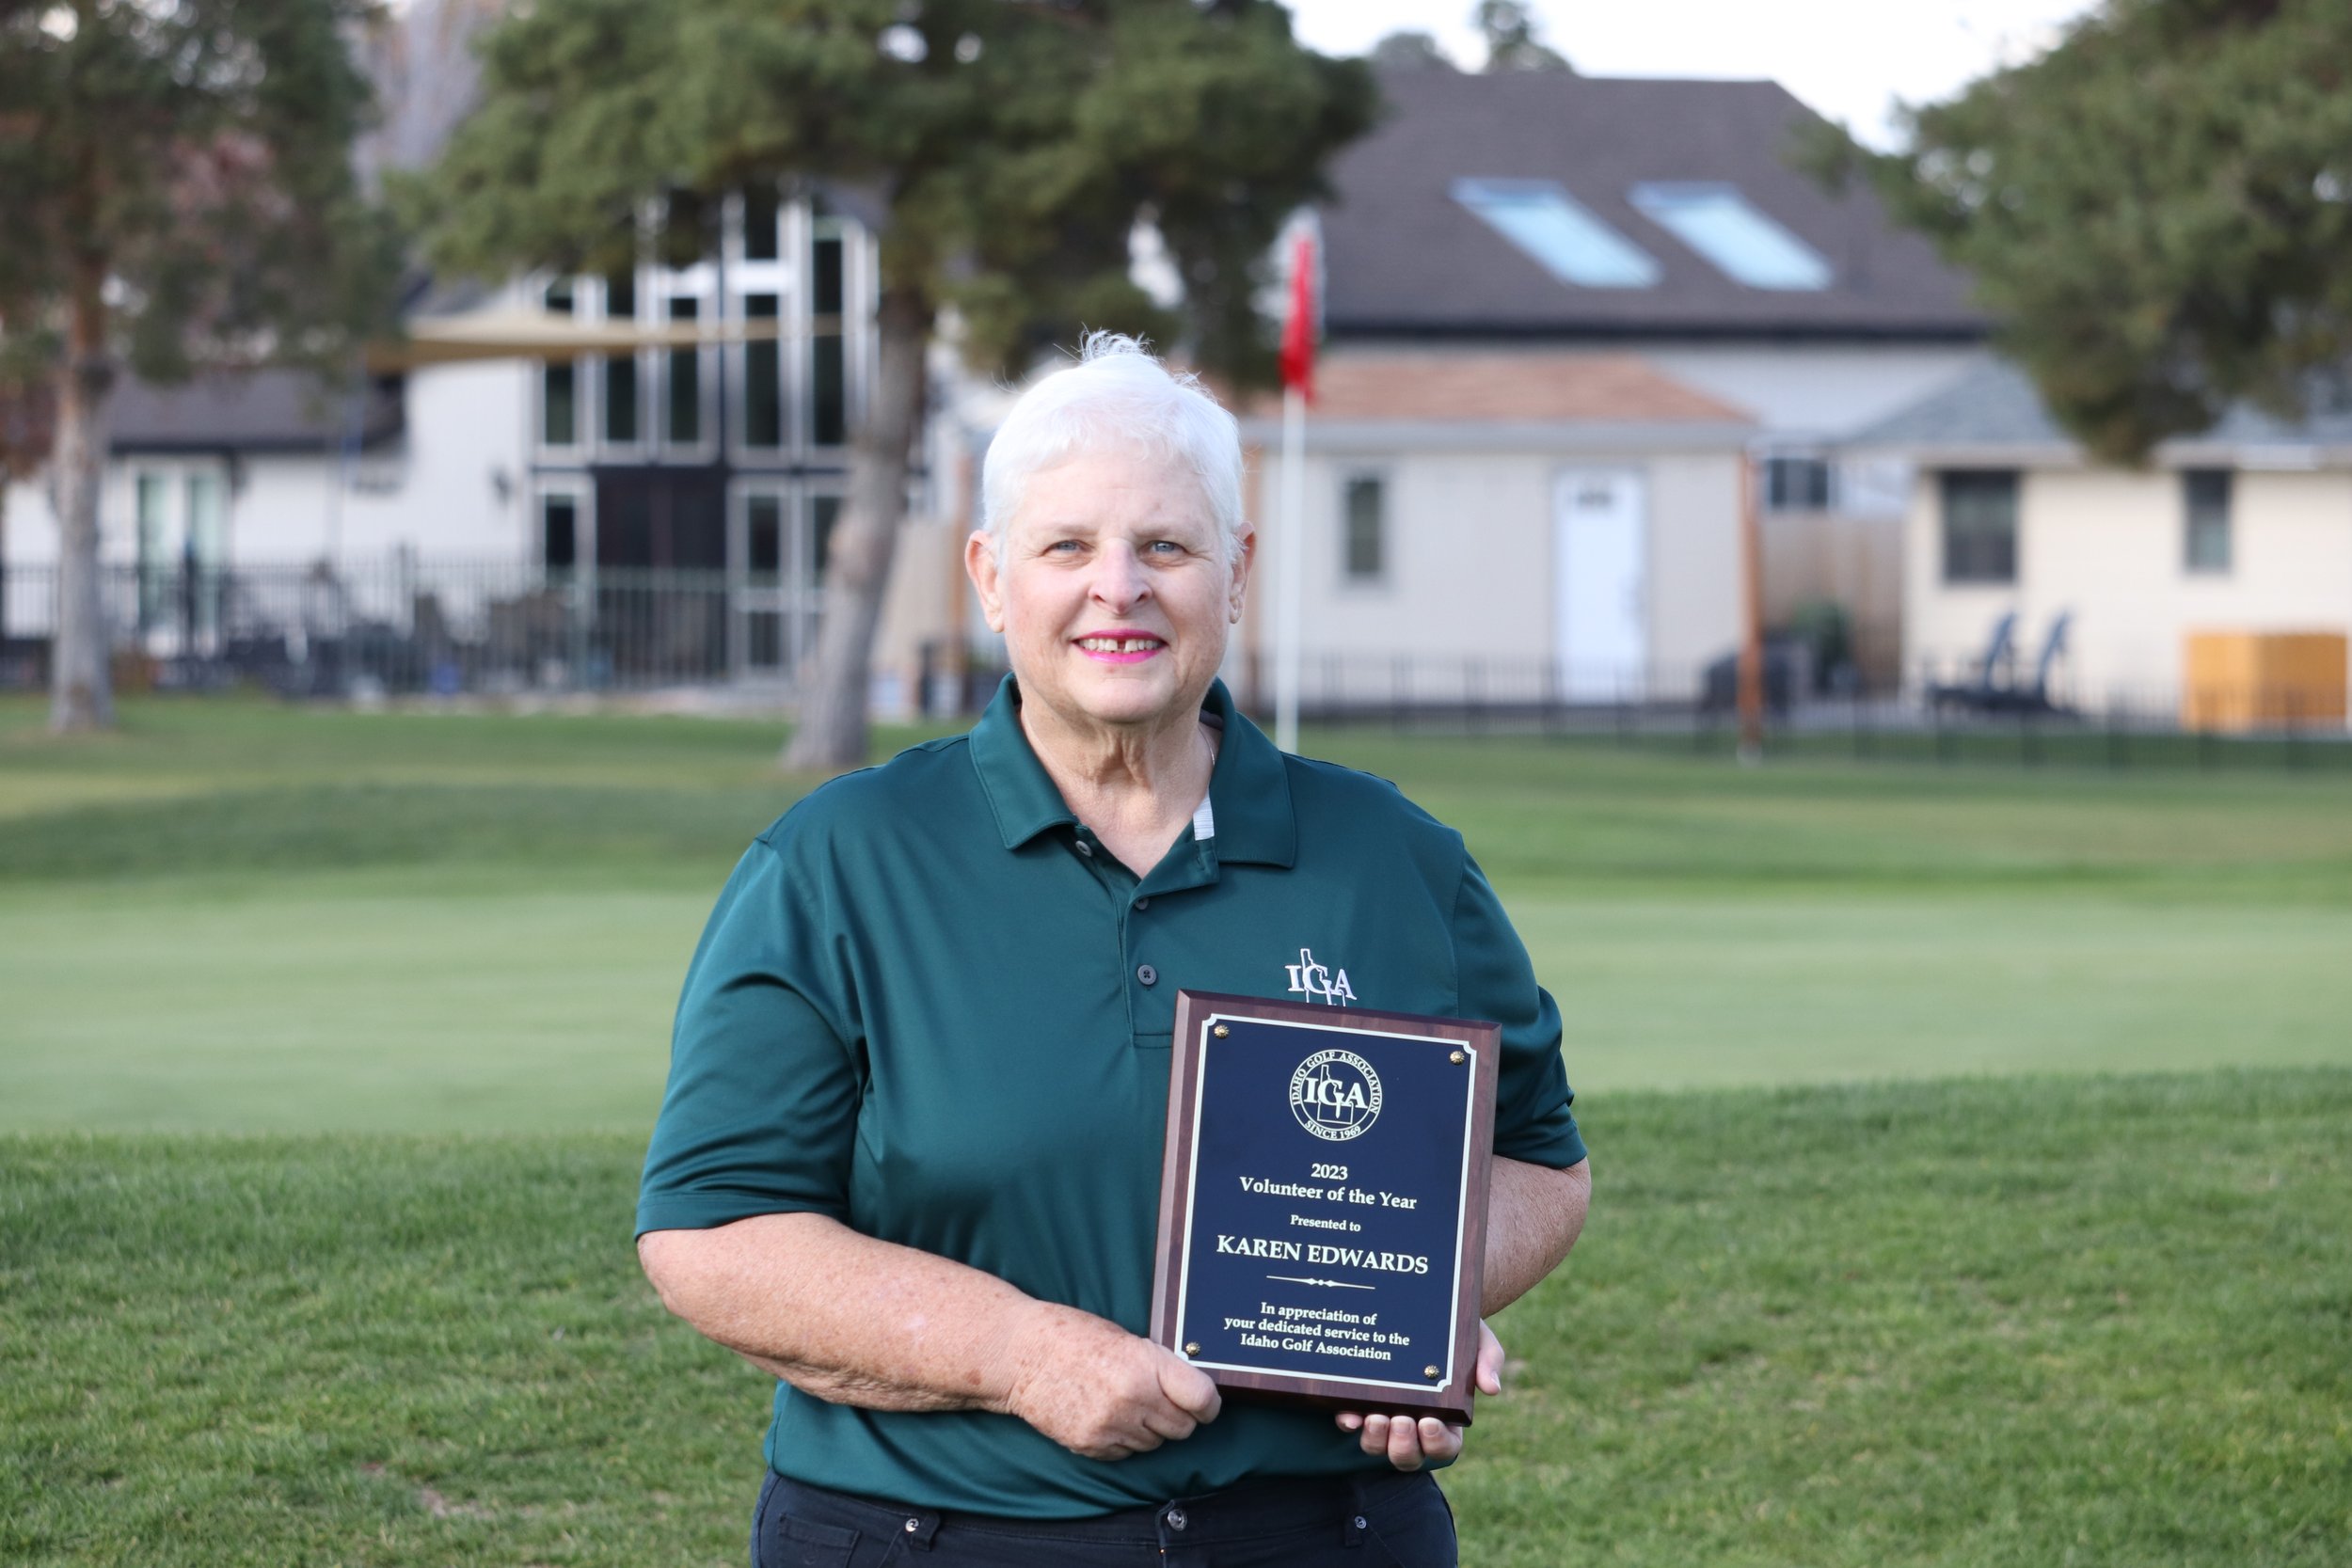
[[1285, 0, 2105, 149]]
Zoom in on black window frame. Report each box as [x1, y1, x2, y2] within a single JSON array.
[[2183, 467, 2233, 575], [810, 224, 849, 448], [742, 293, 783, 450], [541, 279, 578, 448], [1341, 472, 1386, 583], [1764, 454, 1835, 513], [601, 272, 639, 447], [541, 493, 580, 574], [1940, 469, 2019, 585], [666, 296, 702, 447]]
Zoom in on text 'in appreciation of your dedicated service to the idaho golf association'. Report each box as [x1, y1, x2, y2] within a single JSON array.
[[1152, 991, 1500, 1422]]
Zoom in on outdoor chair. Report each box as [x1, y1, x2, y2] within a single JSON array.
[[1931, 610, 2073, 715], [1928, 610, 2016, 713]]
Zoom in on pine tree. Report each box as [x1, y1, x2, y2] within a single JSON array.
[[0, 0, 400, 731], [406, 0, 1375, 771], [1371, 30, 1458, 73], [1475, 2, 1571, 73], [1806, 0, 2352, 461]]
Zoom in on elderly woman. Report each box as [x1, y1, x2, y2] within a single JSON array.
[[636, 336, 1589, 1567]]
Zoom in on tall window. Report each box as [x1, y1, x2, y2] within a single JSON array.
[[2184, 468, 2232, 574], [742, 185, 780, 262], [603, 273, 639, 445], [746, 494, 784, 582], [1940, 470, 2018, 584], [744, 492, 785, 672], [185, 474, 224, 566], [184, 472, 226, 643], [743, 293, 782, 449], [810, 219, 848, 447], [542, 494, 580, 574], [666, 296, 701, 446], [542, 280, 577, 447], [1343, 474, 1386, 581], [135, 472, 171, 627]]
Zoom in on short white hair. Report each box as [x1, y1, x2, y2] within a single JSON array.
[[981, 332, 1248, 563]]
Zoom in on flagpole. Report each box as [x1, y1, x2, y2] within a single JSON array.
[[1276, 384, 1306, 754]]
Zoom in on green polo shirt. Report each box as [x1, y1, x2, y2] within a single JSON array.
[[637, 676, 1584, 1517]]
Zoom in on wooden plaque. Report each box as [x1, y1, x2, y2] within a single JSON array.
[[1150, 990, 1501, 1424]]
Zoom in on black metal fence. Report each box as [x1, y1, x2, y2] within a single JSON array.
[[0, 558, 751, 698], [1214, 649, 2351, 772], [2, 558, 2344, 771]]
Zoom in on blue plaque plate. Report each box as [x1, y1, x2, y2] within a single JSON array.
[[1151, 990, 1500, 1422]]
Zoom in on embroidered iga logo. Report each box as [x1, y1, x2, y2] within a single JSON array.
[[1290, 1049, 1382, 1141], [1284, 947, 1356, 1006]]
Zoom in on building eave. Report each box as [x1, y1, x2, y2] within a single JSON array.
[[1236, 417, 1756, 453], [1846, 439, 2352, 472], [1327, 320, 1993, 347]]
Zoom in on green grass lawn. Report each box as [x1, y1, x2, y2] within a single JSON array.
[[5, 697, 2352, 1130], [5, 1071, 2346, 1567], [3, 694, 2349, 1564]]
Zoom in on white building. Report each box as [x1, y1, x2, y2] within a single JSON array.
[[1, 193, 904, 697], [1853, 358, 2352, 722]]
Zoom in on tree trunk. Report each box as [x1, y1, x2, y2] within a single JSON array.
[[781, 282, 932, 772], [50, 256, 116, 734]]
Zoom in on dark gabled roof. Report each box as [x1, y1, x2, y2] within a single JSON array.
[[1849, 357, 2352, 459], [1321, 71, 1988, 342], [112, 371, 403, 454]]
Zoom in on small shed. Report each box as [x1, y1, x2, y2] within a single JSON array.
[[1237, 349, 1754, 704]]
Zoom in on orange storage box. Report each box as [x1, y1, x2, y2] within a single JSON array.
[[2181, 630, 2348, 732]]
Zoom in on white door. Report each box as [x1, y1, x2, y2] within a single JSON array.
[[1553, 468, 1646, 700]]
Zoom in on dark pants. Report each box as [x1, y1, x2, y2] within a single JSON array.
[[752, 1468, 1457, 1568]]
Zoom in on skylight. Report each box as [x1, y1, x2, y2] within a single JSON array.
[[1453, 179, 1660, 290], [1628, 183, 1833, 291]]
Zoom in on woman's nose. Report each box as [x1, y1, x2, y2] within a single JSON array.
[[1088, 544, 1150, 610]]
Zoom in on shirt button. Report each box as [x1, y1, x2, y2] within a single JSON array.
[[1135, 896, 1151, 911], [1166, 1508, 1188, 1531], [1073, 840, 1093, 858], [1137, 963, 1158, 986]]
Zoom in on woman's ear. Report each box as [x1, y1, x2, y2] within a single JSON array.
[[1228, 526, 1257, 622], [965, 530, 1008, 634]]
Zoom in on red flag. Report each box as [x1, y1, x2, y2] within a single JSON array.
[[1279, 230, 1316, 403]]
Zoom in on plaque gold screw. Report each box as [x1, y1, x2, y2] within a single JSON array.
[[1213, 1024, 1230, 1038], [1449, 1050, 1465, 1064], [1424, 1365, 1442, 1379], [1184, 1342, 1200, 1356]]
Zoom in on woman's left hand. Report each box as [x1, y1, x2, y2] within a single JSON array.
[[1334, 1320, 1505, 1471]]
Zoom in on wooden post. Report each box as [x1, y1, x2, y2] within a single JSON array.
[[1736, 449, 1765, 765]]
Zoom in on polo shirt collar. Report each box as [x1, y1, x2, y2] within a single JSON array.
[[967, 674, 1296, 868]]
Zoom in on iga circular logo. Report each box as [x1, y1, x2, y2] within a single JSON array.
[[1289, 1049, 1383, 1142]]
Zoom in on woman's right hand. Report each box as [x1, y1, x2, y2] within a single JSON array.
[[997, 1302, 1223, 1460]]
